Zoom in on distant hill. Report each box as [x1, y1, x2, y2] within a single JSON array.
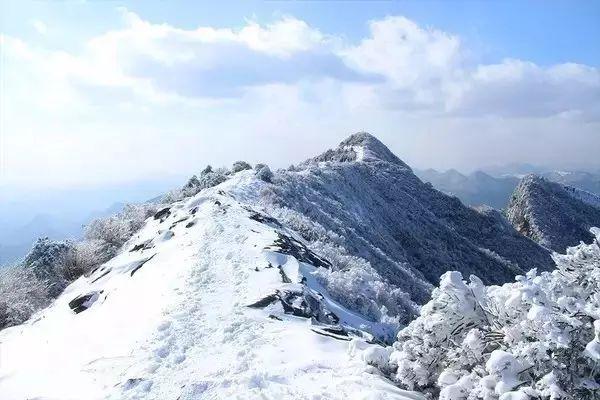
[[506, 175, 600, 252], [416, 167, 600, 210], [0, 179, 181, 266], [415, 169, 519, 209]]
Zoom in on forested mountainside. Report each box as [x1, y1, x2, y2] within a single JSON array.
[[507, 174, 600, 252]]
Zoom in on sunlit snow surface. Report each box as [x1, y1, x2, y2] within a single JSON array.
[[0, 172, 424, 400]]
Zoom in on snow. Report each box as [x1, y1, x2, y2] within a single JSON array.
[[485, 350, 521, 395], [385, 227, 600, 399], [0, 177, 424, 400], [507, 174, 600, 252], [564, 184, 600, 209], [585, 320, 600, 361]]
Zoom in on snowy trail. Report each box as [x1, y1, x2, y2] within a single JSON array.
[[0, 180, 425, 400]]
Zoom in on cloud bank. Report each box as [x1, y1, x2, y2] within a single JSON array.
[[2, 10, 599, 186]]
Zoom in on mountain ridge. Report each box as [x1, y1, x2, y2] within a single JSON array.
[[0, 132, 566, 400], [506, 174, 600, 252]]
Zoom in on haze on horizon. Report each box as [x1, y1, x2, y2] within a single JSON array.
[[1, 0, 599, 188]]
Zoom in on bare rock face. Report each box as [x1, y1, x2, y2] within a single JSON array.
[[506, 174, 600, 252], [266, 133, 553, 304]]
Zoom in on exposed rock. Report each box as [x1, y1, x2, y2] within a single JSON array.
[[247, 210, 281, 227], [154, 208, 171, 222], [265, 233, 331, 269], [68, 291, 101, 314], [130, 255, 156, 277]]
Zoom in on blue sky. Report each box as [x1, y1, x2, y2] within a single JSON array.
[[1, 0, 599, 187], [4, 1, 599, 65]]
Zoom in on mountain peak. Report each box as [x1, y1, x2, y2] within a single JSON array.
[[304, 132, 410, 168]]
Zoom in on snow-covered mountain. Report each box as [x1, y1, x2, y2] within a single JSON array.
[[507, 174, 600, 252], [265, 133, 551, 303], [0, 133, 558, 399], [542, 170, 600, 195], [416, 167, 600, 211], [0, 177, 426, 399]]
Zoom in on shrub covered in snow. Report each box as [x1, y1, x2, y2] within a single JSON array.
[[266, 205, 419, 332], [255, 163, 274, 183], [314, 263, 417, 338], [232, 161, 252, 173], [21, 237, 76, 296], [181, 175, 202, 198], [85, 203, 159, 259], [382, 228, 600, 399], [0, 265, 51, 329], [163, 167, 231, 202], [63, 239, 109, 280]]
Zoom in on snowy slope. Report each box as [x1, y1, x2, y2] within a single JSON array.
[[0, 173, 424, 400], [562, 184, 600, 209], [507, 174, 600, 252]]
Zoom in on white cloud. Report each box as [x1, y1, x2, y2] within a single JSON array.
[[31, 19, 48, 35], [341, 16, 462, 87], [338, 16, 599, 120], [2, 10, 599, 186], [445, 59, 600, 119]]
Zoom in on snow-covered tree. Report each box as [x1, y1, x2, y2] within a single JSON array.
[[381, 228, 600, 400], [255, 163, 274, 183], [0, 265, 49, 329], [164, 168, 231, 202], [85, 203, 158, 258], [21, 237, 76, 296], [232, 160, 252, 173]]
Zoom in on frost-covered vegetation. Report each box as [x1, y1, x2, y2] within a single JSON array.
[[0, 264, 50, 329], [375, 228, 600, 400], [84, 203, 159, 260], [507, 174, 600, 253], [263, 133, 553, 311], [0, 160, 273, 331], [0, 203, 159, 329], [163, 166, 230, 202], [254, 163, 274, 182], [266, 204, 419, 328], [163, 162, 273, 202]]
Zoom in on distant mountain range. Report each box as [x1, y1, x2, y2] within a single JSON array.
[[415, 167, 600, 210], [0, 179, 182, 266]]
